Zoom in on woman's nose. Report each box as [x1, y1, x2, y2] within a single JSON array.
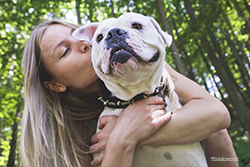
[[78, 40, 90, 53]]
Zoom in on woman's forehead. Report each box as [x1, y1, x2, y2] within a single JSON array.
[[43, 24, 71, 39], [41, 25, 70, 48]]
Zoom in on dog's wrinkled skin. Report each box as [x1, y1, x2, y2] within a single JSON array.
[[92, 14, 171, 101], [73, 12, 207, 167]]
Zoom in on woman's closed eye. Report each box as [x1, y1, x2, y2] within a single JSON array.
[[61, 48, 70, 58]]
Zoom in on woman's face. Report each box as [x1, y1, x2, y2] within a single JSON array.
[[40, 24, 99, 93]]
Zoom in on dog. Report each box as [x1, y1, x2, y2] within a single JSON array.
[[73, 12, 207, 167]]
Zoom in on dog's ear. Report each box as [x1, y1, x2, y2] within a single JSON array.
[[147, 16, 172, 47], [72, 22, 99, 43]]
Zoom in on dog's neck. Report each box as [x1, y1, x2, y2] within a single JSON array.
[[97, 57, 165, 102], [98, 77, 166, 108]]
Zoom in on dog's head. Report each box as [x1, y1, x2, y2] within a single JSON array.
[[73, 13, 172, 100]]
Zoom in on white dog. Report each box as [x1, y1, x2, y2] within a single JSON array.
[[73, 12, 207, 167]]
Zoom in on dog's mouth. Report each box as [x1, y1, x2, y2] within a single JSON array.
[[110, 46, 139, 66], [110, 47, 159, 66], [101, 41, 160, 75]]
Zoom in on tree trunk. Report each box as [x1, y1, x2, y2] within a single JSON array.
[[75, 0, 82, 25], [198, 41, 235, 118], [169, 5, 196, 81], [7, 105, 22, 167], [7, 115, 18, 167], [231, 0, 250, 35], [208, 31, 242, 92], [227, 0, 250, 52], [155, 0, 187, 76], [244, 0, 250, 14], [221, 10, 250, 90], [110, 0, 117, 18], [224, 30, 250, 90], [0, 118, 2, 157]]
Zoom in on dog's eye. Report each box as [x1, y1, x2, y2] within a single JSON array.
[[132, 23, 142, 30], [96, 34, 104, 43]]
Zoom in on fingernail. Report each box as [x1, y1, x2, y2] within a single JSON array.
[[164, 103, 167, 107], [163, 98, 166, 102], [170, 111, 173, 115]]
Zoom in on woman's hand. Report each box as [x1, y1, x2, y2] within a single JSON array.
[[113, 96, 170, 144], [90, 115, 117, 167], [90, 96, 171, 167]]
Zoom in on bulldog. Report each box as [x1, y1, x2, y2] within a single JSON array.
[[73, 12, 207, 167]]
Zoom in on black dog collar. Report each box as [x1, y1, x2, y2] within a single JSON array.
[[98, 79, 166, 109]]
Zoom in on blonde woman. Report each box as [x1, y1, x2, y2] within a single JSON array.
[[20, 19, 237, 167]]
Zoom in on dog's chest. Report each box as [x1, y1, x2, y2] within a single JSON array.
[[132, 143, 207, 167]]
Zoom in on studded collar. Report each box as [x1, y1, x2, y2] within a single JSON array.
[[98, 78, 166, 108]]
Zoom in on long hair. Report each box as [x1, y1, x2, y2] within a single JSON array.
[[20, 20, 103, 167]]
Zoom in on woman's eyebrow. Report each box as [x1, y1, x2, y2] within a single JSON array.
[[53, 40, 66, 57]]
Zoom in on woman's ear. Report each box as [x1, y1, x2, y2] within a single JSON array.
[[43, 81, 67, 92]]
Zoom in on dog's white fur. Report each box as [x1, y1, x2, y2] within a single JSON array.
[[74, 12, 207, 167]]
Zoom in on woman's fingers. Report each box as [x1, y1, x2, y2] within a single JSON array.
[[90, 153, 104, 167], [152, 110, 172, 126], [144, 96, 166, 105], [137, 111, 172, 147], [89, 143, 101, 154], [91, 133, 98, 145], [90, 115, 118, 155], [98, 115, 117, 130], [151, 108, 166, 119], [91, 115, 117, 144]]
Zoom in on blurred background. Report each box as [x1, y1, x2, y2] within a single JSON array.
[[0, 0, 249, 166]]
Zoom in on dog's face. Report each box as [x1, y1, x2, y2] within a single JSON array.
[[74, 13, 172, 100], [92, 13, 172, 79]]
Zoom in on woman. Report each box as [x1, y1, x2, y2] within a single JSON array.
[[20, 19, 171, 167], [20, 19, 237, 167]]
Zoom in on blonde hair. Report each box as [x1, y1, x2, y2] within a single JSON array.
[[20, 20, 103, 167]]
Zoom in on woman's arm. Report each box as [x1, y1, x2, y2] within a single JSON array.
[[91, 96, 172, 167], [138, 62, 230, 146], [203, 129, 239, 167]]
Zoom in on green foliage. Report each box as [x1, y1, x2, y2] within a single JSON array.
[[232, 133, 250, 167], [0, 0, 249, 166]]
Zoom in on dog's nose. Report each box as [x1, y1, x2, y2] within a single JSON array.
[[106, 28, 127, 41]]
